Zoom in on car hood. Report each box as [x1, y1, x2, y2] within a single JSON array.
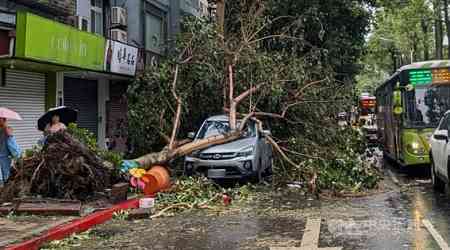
[[199, 137, 257, 154]]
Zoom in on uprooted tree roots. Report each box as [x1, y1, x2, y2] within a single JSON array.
[[1, 132, 116, 202]]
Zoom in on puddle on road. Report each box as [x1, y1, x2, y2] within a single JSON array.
[[320, 184, 444, 250]]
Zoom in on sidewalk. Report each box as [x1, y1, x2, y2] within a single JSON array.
[[0, 216, 75, 248]]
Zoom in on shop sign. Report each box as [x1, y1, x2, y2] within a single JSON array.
[[104, 40, 138, 76], [15, 12, 105, 71]]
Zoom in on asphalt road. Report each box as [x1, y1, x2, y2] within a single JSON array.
[[69, 156, 450, 250]]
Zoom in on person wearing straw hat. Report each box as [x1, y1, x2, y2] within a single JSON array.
[[0, 108, 22, 187]]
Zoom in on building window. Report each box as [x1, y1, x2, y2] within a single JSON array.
[[81, 18, 89, 31], [91, 0, 103, 35], [145, 13, 164, 54]]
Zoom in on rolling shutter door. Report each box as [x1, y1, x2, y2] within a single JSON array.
[[0, 70, 46, 150], [106, 82, 128, 152], [64, 77, 98, 136]]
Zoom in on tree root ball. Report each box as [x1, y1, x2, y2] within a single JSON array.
[[1, 131, 116, 202]]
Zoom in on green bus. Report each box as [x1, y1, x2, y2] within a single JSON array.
[[376, 60, 450, 167]]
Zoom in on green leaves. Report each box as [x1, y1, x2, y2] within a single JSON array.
[[357, 0, 435, 94], [126, 1, 379, 193]]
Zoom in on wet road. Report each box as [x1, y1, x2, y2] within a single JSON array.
[[71, 158, 450, 250]]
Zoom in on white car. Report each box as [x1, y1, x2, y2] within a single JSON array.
[[430, 111, 450, 190], [184, 115, 273, 182]]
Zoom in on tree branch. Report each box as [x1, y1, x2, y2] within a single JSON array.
[[265, 135, 299, 169], [233, 82, 265, 104], [248, 34, 302, 45], [169, 65, 181, 150], [229, 65, 237, 130], [294, 79, 328, 99]]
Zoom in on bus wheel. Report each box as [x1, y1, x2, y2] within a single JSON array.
[[431, 159, 445, 191]]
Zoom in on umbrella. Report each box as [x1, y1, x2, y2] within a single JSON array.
[[38, 106, 78, 131], [0, 107, 22, 120]]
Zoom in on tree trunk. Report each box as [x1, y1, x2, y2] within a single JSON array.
[[216, 0, 229, 113], [422, 18, 430, 60], [412, 33, 418, 62], [228, 65, 237, 130], [444, 0, 450, 59], [390, 48, 397, 74], [216, 0, 225, 39], [435, 0, 444, 59], [133, 131, 242, 168]]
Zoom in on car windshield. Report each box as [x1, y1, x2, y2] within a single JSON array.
[[196, 120, 256, 139], [405, 85, 450, 127]]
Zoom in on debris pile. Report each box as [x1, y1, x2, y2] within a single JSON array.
[[151, 177, 253, 218], [1, 132, 115, 202]]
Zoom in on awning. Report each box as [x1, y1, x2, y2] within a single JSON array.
[[0, 58, 133, 81], [0, 58, 73, 72]]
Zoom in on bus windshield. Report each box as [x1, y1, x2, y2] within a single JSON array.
[[405, 85, 450, 127]]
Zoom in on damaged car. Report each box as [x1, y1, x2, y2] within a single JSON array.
[[184, 115, 273, 182]]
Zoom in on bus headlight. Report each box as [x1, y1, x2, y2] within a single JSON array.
[[406, 142, 425, 155]]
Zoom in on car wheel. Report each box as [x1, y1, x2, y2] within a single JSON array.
[[184, 169, 193, 177], [184, 164, 194, 177], [431, 158, 445, 191]]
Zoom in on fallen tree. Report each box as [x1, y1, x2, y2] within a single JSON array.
[[125, 2, 315, 169], [125, 0, 380, 192]]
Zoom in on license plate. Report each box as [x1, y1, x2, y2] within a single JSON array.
[[207, 169, 226, 178]]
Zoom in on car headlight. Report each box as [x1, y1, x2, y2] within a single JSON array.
[[406, 142, 425, 155], [237, 146, 254, 157]]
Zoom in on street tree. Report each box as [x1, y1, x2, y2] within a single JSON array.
[[126, 0, 379, 191]]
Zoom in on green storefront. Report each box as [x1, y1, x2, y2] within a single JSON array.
[[0, 12, 111, 149]]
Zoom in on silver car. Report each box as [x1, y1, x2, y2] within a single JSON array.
[[184, 115, 273, 181]]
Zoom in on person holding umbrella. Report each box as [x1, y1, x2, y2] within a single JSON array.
[[44, 114, 67, 135], [38, 107, 77, 145], [0, 108, 22, 187]]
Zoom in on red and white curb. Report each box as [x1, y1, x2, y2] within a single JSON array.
[[5, 198, 139, 250]]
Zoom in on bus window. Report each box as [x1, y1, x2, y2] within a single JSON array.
[[405, 85, 450, 127]]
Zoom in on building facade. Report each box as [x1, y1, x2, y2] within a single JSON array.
[[105, 0, 208, 152], [0, 0, 136, 150], [0, 0, 78, 149], [0, 0, 207, 151]]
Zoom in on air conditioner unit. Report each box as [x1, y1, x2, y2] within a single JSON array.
[[111, 7, 127, 26], [75, 15, 89, 32], [111, 29, 128, 43]]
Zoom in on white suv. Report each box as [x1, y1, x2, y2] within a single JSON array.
[[184, 115, 273, 181], [430, 111, 450, 190]]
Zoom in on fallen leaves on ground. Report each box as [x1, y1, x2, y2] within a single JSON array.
[[152, 177, 255, 218]]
